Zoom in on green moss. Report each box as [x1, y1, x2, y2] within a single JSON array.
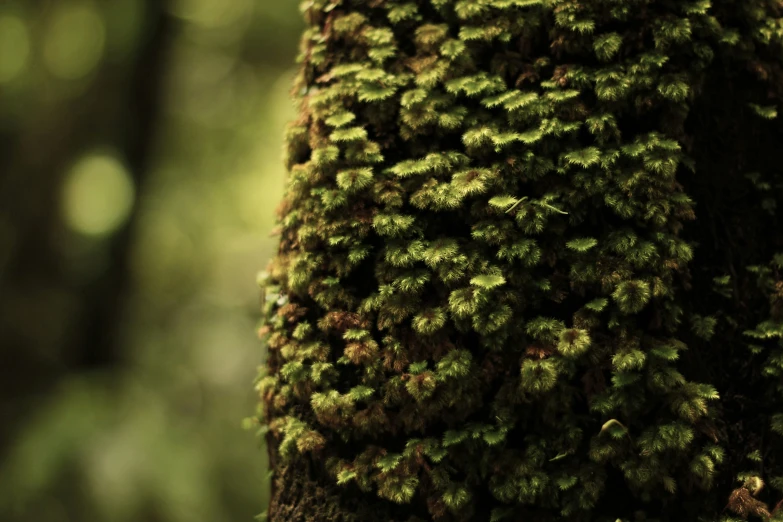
[[259, 0, 783, 520]]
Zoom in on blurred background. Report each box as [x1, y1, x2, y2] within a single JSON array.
[[0, 1, 303, 520]]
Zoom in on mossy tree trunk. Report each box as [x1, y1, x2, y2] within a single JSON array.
[[258, 1, 783, 521]]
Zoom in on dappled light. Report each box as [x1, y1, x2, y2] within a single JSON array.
[[62, 152, 135, 237], [43, 3, 106, 80], [0, 14, 30, 84], [0, 1, 302, 521]]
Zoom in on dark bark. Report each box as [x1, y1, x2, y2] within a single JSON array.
[[267, 451, 423, 522]]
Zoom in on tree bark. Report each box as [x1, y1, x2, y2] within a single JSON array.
[[260, 1, 783, 521]]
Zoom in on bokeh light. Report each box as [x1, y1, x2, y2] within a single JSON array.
[[167, 0, 254, 29], [43, 2, 106, 80], [0, 14, 30, 84], [0, 1, 304, 521], [61, 153, 135, 237]]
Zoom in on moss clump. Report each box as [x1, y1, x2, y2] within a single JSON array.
[[257, 1, 783, 521]]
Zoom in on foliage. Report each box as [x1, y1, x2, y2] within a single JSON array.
[[258, 0, 783, 520], [0, 2, 302, 521]]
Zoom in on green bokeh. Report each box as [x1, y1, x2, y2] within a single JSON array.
[[0, 1, 302, 520]]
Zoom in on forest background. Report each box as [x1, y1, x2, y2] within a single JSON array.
[[0, 1, 303, 520]]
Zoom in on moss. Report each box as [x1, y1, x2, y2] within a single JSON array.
[[259, 0, 783, 520]]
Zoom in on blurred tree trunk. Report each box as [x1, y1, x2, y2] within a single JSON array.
[[0, 2, 173, 449]]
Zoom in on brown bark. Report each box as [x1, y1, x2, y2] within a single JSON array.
[[267, 449, 421, 522]]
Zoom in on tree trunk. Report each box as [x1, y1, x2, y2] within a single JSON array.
[[259, 1, 783, 521]]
